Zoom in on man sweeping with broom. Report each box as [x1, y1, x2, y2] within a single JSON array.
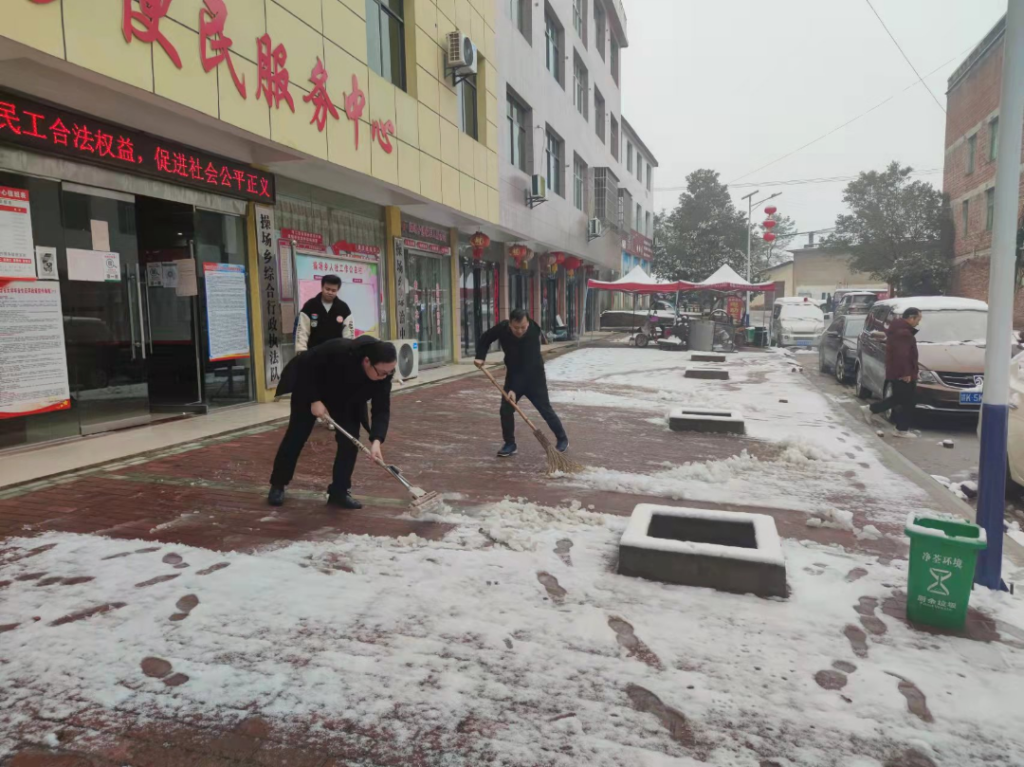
[[268, 336, 396, 509], [475, 309, 573, 468]]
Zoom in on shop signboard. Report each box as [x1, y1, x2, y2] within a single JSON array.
[[394, 240, 408, 340], [0, 186, 36, 280], [281, 228, 324, 252], [726, 296, 744, 324], [256, 205, 282, 389], [203, 263, 251, 362], [294, 252, 380, 338], [0, 281, 71, 419], [0, 90, 275, 203]]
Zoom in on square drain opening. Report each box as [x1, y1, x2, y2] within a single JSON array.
[[648, 514, 757, 549], [618, 504, 788, 598]]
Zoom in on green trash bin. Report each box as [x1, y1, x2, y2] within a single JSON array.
[[746, 328, 757, 344], [904, 513, 988, 630]]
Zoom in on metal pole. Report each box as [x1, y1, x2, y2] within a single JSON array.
[[742, 190, 758, 325], [975, 1, 1024, 591]]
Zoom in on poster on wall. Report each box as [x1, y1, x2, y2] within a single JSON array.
[[161, 261, 179, 288], [203, 263, 251, 362], [256, 205, 283, 389], [34, 246, 57, 281], [67, 249, 121, 282], [277, 238, 294, 307], [175, 259, 198, 297], [0, 281, 71, 419], [394, 240, 408, 340], [146, 262, 164, 287], [0, 186, 37, 281], [294, 252, 381, 338]]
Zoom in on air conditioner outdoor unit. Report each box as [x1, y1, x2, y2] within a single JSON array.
[[446, 31, 478, 75], [393, 339, 420, 380], [531, 174, 547, 200], [587, 218, 603, 239]]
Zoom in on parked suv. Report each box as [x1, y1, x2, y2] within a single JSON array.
[[854, 297, 991, 416], [834, 291, 880, 317]]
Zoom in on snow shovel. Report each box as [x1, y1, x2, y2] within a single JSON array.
[[318, 412, 444, 514]]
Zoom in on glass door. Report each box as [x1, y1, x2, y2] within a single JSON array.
[[60, 185, 151, 434], [403, 249, 452, 367]]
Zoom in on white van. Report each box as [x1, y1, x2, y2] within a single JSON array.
[[771, 297, 826, 348]]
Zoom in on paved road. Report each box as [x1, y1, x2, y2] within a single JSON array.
[[792, 349, 983, 501]]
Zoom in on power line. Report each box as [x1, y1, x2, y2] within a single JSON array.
[[654, 168, 942, 194], [864, 0, 946, 114], [725, 44, 972, 185]]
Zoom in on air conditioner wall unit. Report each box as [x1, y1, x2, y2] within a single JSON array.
[[531, 174, 547, 200], [588, 218, 603, 239], [393, 339, 420, 380], [446, 31, 477, 75]]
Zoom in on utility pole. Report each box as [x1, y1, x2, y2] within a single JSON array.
[[742, 190, 782, 326], [742, 190, 758, 327], [975, 1, 1024, 591]]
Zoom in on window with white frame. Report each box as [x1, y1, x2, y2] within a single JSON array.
[[545, 12, 563, 85], [593, 0, 606, 60], [507, 91, 528, 172]]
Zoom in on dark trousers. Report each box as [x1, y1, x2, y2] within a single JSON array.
[[501, 378, 566, 444], [871, 379, 917, 432], [270, 398, 359, 496]]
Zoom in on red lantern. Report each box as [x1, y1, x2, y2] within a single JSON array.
[[765, 205, 777, 215], [764, 219, 777, 229], [509, 243, 527, 260], [552, 252, 566, 265], [763, 232, 776, 242], [469, 231, 490, 261], [564, 256, 581, 271]]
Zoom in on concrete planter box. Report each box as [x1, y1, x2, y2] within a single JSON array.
[[684, 368, 729, 380], [691, 353, 726, 363], [668, 407, 745, 435], [618, 504, 788, 598]]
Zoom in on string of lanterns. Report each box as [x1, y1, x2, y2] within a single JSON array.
[[763, 205, 779, 243]]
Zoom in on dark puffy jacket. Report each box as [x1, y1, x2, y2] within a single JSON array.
[[885, 318, 919, 380]]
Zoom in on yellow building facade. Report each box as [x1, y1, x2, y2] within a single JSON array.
[[0, 0, 501, 449]]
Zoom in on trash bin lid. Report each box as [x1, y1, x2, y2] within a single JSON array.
[[904, 513, 988, 549]]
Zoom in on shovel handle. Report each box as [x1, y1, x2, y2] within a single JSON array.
[[476, 364, 541, 433]]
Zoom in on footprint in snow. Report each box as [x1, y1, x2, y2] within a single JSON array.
[[140, 656, 189, 687], [169, 594, 199, 622], [608, 616, 662, 669], [886, 672, 934, 722], [554, 539, 574, 567], [844, 624, 869, 658], [854, 596, 888, 636], [102, 546, 161, 560], [537, 572, 566, 603]]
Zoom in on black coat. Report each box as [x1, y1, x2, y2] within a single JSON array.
[[475, 320, 547, 391], [277, 337, 391, 443]]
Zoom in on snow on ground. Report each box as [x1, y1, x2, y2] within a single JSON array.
[[2, 505, 1024, 766], [545, 347, 938, 533]]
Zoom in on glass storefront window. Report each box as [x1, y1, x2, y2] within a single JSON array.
[[401, 248, 452, 367], [459, 258, 499, 357]]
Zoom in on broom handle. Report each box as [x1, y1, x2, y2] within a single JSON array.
[[319, 412, 415, 494], [476, 365, 542, 433]]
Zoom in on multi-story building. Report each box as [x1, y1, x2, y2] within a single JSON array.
[[943, 14, 1023, 324], [749, 247, 888, 310], [0, 0, 504, 450], [490, 0, 656, 339]]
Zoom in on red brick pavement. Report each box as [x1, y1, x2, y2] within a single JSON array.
[[1, 357, 928, 766]]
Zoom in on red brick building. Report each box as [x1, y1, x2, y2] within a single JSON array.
[[944, 15, 1024, 325]]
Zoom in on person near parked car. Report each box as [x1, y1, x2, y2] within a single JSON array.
[[295, 274, 353, 352], [862, 307, 922, 437]]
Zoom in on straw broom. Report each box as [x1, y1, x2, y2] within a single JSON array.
[[477, 365, 584, 475]]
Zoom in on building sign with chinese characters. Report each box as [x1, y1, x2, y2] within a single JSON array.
[[280, 228, 324, 252], [401, 216, 449, 246], [623, 230, 654, 260], [331, 240, 381, 260], [256, 205, 282, 389], [0, 90, 275, 203]]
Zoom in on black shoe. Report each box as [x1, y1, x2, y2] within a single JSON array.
[[268, 486, 285, 506], [327, 492, 363, 509], [555, 437, 569, 453], [497, 442, 517, 458]]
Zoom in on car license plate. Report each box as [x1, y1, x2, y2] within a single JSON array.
[[796, 339, 812, 346], [960, 392, 983, 405]]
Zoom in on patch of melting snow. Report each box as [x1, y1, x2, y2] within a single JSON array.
[[2, 514, 1023, 765]]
